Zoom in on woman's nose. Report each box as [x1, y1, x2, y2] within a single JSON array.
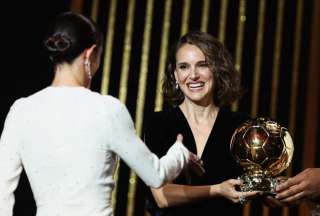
[[189, 67, 200, 79]]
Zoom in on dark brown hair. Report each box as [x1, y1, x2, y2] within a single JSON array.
[[163, 31, 243, 107], [44, 11, 103, 64]]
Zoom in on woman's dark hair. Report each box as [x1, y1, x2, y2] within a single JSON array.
[[163, 31, 243, 107], [44, 11, 103, 64]]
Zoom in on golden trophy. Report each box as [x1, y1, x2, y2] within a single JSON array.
[[230, 117, 294, 195]]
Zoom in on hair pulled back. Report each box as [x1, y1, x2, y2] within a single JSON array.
[[44, 11, 102, 64]]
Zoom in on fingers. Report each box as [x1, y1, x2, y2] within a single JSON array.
[[243, 191, 261, 197], [218, 179, 262, 204], [276, 178, 295, 192], [276, 183, 303, 200], [279, 191, 305, 204], [176, 134, 183, 143], [235, 192, 255, 204], [276, 174, 304, 192], [228, 178, 242, 186], [235, 191, 262, 204], [188, 153, 205, 177], [236, 191, 261, 199], [189, 153, 203, 165], [277, 176, 288, 182]]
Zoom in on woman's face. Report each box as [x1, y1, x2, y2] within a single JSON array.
[[174, 44, 214, 105]]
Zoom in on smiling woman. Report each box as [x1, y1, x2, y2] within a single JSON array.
[[163, 31, 243, 108], [174, 44, 215, 107], [144, 31, 259, 216]]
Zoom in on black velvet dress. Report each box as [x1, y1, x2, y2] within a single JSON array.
[[144, 106, 250, 216]]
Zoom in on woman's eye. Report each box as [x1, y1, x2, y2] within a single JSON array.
[[198, 62, 208, 67], [178, 64, 188, 70]]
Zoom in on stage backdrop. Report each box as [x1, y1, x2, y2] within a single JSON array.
[[68, 0, 319, 216]]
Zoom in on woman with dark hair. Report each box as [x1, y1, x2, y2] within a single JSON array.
[[145, 31, 258, 216], [0, 12, 202, 216]]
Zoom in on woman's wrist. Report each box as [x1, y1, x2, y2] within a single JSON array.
[[209, 184, 221, 197]]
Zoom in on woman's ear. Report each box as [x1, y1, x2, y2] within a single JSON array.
[[84, 44, 97, 60], [174, 70, 178, 81]]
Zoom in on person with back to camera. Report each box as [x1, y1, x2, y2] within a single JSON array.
[[144, 31, 260, 216], [0, 12, 203, 216]]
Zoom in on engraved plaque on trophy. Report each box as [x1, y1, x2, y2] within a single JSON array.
[[230, 117, 294, 195]]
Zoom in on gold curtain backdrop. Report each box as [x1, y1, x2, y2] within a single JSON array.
[[70, 0, 320, 216]]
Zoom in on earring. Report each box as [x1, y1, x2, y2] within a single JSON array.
[[175, 80, 179, 89], [84, 59, 92, 80]]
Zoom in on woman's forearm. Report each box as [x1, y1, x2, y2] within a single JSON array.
[[151, 183, 221, 208]]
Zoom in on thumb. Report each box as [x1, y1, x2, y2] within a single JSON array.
[[229, 179, 242, 186], [176, 134, 183, 143]]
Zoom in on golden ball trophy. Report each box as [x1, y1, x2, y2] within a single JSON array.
[[230, 117, 294, 195]]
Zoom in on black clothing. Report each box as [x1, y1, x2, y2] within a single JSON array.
[[144, 107, 249, 216]]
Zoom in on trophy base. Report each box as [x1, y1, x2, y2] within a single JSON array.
[[238, 174, 281, 195]]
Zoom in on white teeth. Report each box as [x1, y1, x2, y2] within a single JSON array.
[[188, 83, 204, 88]]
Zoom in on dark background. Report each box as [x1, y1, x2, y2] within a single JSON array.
[[1, 1, 319, 216]]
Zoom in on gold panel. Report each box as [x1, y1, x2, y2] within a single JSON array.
[[119, 0, 136, 216], [135, 0, 154, 137], [154, 0, 173, 111], [201, 0, 210, 32], [127, 0, 155, 215], [232, 0, 246, 112], [251, 0, 266, 118], [90, 0, 99, 22], [288, 0, 303, 142], [119, 0, 136, 103], [218, 0, 229, 43], [270, 0, 285, 119], [101, 0, 117, 95], [181, 0, 191, 36]]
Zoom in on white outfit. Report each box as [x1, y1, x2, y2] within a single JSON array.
[[0, 86, 190, 216]]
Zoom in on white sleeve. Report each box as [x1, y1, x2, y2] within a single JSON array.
[[0, 101, 23, 216], [108, 101, 190, 188]]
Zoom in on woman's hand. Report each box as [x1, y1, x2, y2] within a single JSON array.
[[213, 179, 260, 204], [176, 134, 205, 177]]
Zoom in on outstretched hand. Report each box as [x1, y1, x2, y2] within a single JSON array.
[[176, 134, 205, 177]]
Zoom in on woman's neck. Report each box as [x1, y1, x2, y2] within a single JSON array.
[[179, 100, 219, 124], [51, 63, 89, 87]]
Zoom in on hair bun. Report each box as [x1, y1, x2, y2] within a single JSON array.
[[44, 34, 72, 53]]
